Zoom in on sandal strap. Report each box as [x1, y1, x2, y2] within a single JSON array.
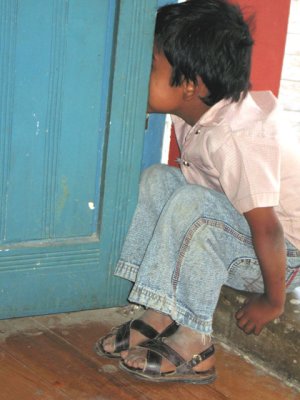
[[145, 349, 162, 376], [114, 319, 159, 353], [141, 338, 186, 376], [140, 339, 215, 376], [114, 321, 131, 353], [131, 319, 159, 339], [158, 321, 179, 338], [176, 344, 215, 374]]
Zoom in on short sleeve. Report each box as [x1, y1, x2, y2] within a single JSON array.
[[212, 134, 281, 213]]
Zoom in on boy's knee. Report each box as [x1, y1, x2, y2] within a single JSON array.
[[140, 164, 180, 188], [173, 184, 208, 202], [170, 185, 218, 213], [141, 164, 166, 182]]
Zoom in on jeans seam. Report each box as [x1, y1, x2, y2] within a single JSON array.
[[227, 257, 259, 273], [114, 260, 139, 281], [172, 218, 253, 290], [287, 248, 300, 257]]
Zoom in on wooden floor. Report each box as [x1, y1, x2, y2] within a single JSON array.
[[0, 307, 299, 400]]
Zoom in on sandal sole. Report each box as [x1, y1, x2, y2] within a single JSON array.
[[119, 361, 217, 384]]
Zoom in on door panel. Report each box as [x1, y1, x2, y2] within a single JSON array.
[[1, 0, 113, 243], [0, 0, 160, 319]]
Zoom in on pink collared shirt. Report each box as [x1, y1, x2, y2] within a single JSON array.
[[172, 91, 300, 250]]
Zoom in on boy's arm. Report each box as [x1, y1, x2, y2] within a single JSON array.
[[235, 207, 286, 335]]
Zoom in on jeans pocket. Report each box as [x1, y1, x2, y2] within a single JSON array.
[[227, 258, 264, 293]]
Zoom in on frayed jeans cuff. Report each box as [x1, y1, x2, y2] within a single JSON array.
[[129, 284, 213, 336], [114, 260, 139, 282]]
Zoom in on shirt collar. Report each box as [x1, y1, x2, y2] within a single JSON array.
[[171, 91, 277, 132]]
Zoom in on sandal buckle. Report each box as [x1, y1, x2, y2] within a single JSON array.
[[191, 354, 203, 366]]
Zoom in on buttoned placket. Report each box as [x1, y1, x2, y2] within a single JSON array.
[[176, 126, 202, 168]]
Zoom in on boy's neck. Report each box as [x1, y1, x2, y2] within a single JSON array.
[[177, 99, 211, 127]]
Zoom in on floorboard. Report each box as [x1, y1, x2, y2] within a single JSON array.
[[0, 350, 71, 400], [0, 308, 299, 400]]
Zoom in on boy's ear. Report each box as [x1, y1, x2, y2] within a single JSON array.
[[182, 78, 208, 101]]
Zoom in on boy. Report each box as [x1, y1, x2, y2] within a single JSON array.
[[95, 0, 300, 383]]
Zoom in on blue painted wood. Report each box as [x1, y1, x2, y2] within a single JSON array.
[[1, 0, 114, 243], [98, 0, 160, 305], [0, 0, 160, 319]]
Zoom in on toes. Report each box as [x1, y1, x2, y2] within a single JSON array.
[[124, 348, 147, 369], [125, 356, 146, 369], [120, 350, 129, 359], [102, 336, 115, 353]]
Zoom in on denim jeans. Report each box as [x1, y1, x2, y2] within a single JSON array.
[[115, 164, 300, 335]]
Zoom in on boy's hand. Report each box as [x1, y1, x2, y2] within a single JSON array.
[[235, 294, 284, 335]]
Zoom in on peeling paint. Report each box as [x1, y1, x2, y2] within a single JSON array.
[[36, 120, 40, 135], [32, 113, 40, 136], [88, 202, 95, 210]]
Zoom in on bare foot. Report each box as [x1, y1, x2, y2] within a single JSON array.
[[123, 325, 215, 373], [102, 309, 173, 358]]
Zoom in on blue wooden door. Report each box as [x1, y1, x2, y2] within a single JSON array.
[[0, 0, 162, 319]]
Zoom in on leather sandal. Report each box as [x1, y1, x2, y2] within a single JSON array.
[[119, 338, 216, 384], [94, 320, 179, 359]]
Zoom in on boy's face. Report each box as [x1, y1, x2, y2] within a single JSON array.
[[147, 46, 185, 114]]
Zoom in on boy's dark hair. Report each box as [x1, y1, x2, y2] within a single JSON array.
[[155, 0, 254, 106]]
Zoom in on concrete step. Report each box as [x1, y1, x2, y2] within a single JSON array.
[[214, 286, 300, 389]]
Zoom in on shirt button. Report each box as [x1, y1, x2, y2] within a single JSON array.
[[195, 129, 201, 135], [182, 160, 190, 167]]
